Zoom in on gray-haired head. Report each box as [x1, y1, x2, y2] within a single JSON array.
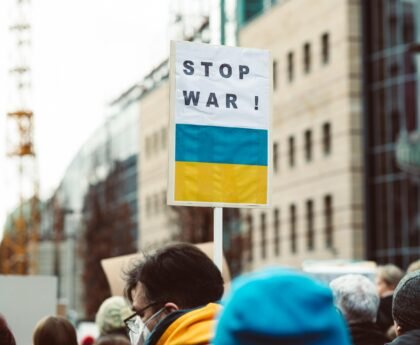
[[330, 274, 379, 324]]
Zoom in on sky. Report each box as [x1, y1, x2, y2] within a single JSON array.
[[0, 0, 172, 238]]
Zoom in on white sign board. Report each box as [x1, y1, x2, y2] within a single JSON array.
[[168, 41, 272, 208], [0, 275, 57, 345]]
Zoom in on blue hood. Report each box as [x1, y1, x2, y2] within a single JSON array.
[[214, 268, 351, 345]]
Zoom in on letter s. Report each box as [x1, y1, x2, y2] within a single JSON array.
[[183, 60, 194, 75]]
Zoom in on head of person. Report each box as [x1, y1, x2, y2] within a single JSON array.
[[392, 270, 420, 336], [407, 259, 420, 273], [95, 334, 131, 345], [33, 316, 77, 345], [375, 264, 404, 297], [0, 314, 16, 345], [330, 274, 379, 324], [124, 243, 223, 341], [214, 267, 351, 345], [96, 296, 132, 337]]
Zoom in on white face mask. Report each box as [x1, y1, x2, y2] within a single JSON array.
[[131, 308, 166, 345], [140, 324, 151, 344], [128, 322, 141, 345]]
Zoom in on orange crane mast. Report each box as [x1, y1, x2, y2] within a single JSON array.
[[0, 0, 40, 275]]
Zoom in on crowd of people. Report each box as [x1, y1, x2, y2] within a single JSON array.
[[1, 243, 419, 345]]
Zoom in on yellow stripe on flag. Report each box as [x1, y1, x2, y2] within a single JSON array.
[[175, 161, 267, 204]]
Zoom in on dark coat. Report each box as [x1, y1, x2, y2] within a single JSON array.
[[349, 322, 389, 345], [377, 295, 394, 333], [387, 329, 420, 345]]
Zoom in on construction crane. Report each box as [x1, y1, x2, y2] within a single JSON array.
[[0, 0, 40, 275]]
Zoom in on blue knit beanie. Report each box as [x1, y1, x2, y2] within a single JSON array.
[[214, 268, 351, 345]]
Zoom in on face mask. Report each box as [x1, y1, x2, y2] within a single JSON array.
[[128, 317, 141, 345], [133, 307, 166, 345], [141, 325, 151, 344]]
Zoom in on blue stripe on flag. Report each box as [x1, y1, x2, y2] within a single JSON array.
[[175, 124, 267, 166]]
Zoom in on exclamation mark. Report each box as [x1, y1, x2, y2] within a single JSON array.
[[254, 96, 259, 110]]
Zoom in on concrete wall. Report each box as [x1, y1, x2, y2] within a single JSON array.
[[139, 82, 178, 250]]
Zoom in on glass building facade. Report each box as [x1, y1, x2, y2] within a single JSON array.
[[45, 87, 140, 241], [363, 0, 420, 268], [237, 0, 278, 27], [37, 85, 140, 318]]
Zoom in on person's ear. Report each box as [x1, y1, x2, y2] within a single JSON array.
[[163, 302, 179, 314], [395, 322, 402, 336]]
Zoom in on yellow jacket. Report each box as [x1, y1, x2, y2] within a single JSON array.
[[155, 303, 221, 345]]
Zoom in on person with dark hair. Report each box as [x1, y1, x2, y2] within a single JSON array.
[[33, 316, 78, 345], [387, 271, 420, 344], [0, 314, 16, 345], [123, 242, 224, 345]]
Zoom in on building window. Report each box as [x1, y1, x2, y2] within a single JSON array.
[[322, 122, 331, 155], [146, 196, 151, 217], [154, 194, 159, 214], [273, 141, 279, 173], [304, 129, 313, 162], [274, 208, 280, 256], [288, 136, 295, 167], [247, 214, 253, 262], [153, 132, 159, 153], [324, 195, 333, 248], [242, 0, 264, 24], [306, 199, 314, 251], [273, 59, 278, 90], [303, 42, 311, 74], [321, 33, 330, 65], [162, 190, 166, 208], [161, 127, 167, 150], [145, 136, 151, 158], [290, 204, 297, 253], [287, 51, 294, 82], [261, 212, 266, 259]]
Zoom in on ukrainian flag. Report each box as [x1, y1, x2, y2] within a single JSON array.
[[175, 124, 268, 204], [171, 40, 271, 206]]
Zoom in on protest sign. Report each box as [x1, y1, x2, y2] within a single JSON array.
[[168, 41, 272, 207]]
